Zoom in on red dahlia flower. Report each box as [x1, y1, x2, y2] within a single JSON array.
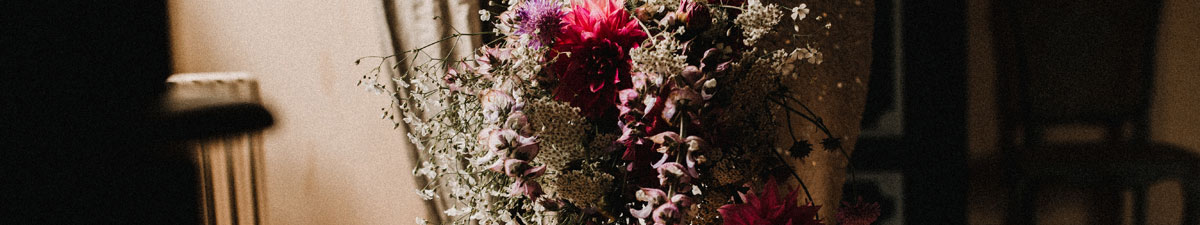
[[718, 179, 823, 225], [551, 0, 648, 119]]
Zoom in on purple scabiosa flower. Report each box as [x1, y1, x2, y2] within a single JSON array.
[[515, 0, 566, 49]]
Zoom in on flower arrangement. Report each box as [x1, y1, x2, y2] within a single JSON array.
[[357, 0, 878, 224]]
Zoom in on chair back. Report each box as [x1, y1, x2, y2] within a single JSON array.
[[992, 0, 1164, 147], [166, 72, 267, 225]]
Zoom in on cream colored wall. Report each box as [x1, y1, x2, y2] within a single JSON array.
[[169, 1, 432, 224], [967, 0, 1200, 224]]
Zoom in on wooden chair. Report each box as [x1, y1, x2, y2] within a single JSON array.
[[165, 72, 271, 225], [992, 0, 1200, 224]]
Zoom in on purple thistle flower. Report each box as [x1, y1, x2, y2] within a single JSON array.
[[515, 0, 565, 49]]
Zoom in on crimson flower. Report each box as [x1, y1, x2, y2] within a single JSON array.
[[719, 179, 823, 225], [551, 0, 648, 119]]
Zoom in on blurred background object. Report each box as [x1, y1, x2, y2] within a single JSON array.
[[960, 0, 1200, 224], [168, 0, 445, 224], [5, 2, 272, 223], [167, 73, 269, 225], [850, 0, 970, 224], [991, 0, 1200, 224]]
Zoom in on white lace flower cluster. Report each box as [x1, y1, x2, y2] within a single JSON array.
[[550, 168, 614, 208], [630, 28, 689, 79], [525, 97, 589, 171], [733, 0, 783, 46]]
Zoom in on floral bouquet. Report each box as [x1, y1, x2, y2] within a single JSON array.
[[357, 0, 878, 224]]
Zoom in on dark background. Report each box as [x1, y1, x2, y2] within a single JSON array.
[[854, 0, 969, 224], [4, 1, 199, 224]]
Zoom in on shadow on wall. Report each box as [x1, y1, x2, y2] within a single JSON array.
[[966, 0, 1200, 224]]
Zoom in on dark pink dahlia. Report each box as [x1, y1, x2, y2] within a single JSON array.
[[718, 179, 823, 225], [550, 0, 648, 119]]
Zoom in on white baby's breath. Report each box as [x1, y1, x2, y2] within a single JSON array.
[[444, 206, 472, 217], [416, 189, 436, 200], [417, 161, 438, 178], [479, 9, 491, 21], [791, 4, 810, 21]]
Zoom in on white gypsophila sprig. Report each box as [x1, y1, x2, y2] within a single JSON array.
[[734, 0, 784, 46], [505, 36, 548, 84], [388, 50, 523, 225], [790, 3, 810, 31], [359, 10, 557, 223], [790, 4, 809, 21], [480, 9, 492, 21], [767, 47, 826, 79]]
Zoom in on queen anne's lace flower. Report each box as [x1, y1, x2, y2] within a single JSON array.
[[549, 169, 613, 208], [734, 0, 784, 46], [525, 98, 589, 171], [631, 29, 688, 77]]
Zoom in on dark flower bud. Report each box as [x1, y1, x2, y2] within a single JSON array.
[[677, 0, 712, 38], [789, 140, 814, 158], [681, 65, 702, 84], [634, 7, 654, 22], [821, 137, 843, 151]]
